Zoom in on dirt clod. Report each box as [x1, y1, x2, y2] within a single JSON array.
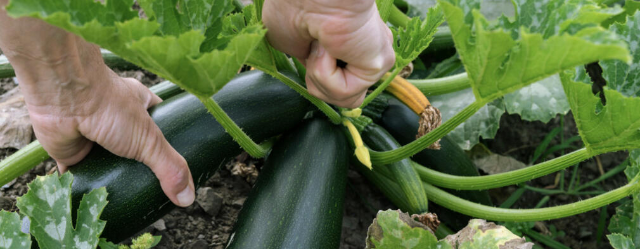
[[196, 187, 223, 217]]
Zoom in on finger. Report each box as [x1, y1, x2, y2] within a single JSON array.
[[305, 41, 369, 108], [134, 117, 195, 207], [123, 77, 163, 109]]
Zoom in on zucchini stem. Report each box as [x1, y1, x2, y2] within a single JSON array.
[[0, 141, 48, 187], [199, 97, 271, 158], [369, 100, 485, 165], [251, 64, 342, 124], [408, 72, 470, 96], [423, 177, 640, 221], [412, 148, 593, 190], [360, 67, 403, 109]]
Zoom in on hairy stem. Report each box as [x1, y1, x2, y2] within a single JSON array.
[[251, 64, 342, 124], [361, 67, 402, 108], [423, 176, 640, 222], [412, 148, 593, 190], [369, 100, 485, 165], [200, 97, 271, 158], [0, 141, 48, 187], [408, 72, 470, 96]]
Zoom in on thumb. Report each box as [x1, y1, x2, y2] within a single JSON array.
[[135, 117, 195, 207]]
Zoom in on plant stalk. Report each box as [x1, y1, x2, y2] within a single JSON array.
[[412, 148, 592, 190], [199, 97, 271, 158], [408, 72, 470, 96], [423, 176, 640, 222], [361, 67, 402, 108], [369, 100, 485, 165], [250, 64, 342, 124], [0, 141, 48, 187]]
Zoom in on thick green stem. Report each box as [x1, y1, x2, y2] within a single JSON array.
[[199, 97, 270, 158], [412, 148, 593, 190], [361, 67, 402, 108], [389, 5, 409, 28], [369, 100, 485, 165], [251, 65, 342, 124], [423, 176, 640, 221], [148, 81, 183, 100], [408, 72, 470, 96], [0, 141, 48, 187]]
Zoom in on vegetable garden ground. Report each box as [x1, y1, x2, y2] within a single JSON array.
[[0, 65, 631, 248]]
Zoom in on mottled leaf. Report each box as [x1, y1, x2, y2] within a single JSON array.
[[16, 173, 108, 249], [602, 0, 640, 28], [607, 150, 640, 248], [438, 0, 630, 104], [601, 11, 640, 98], [0, 211, 30, 249], [365, 210, 440, 249], [6, 0, 265, 98], [503, 74, 571, 123], [430, 88, 505, 150], [439, 219, 534, 248]]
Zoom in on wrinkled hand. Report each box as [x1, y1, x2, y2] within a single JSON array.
[[263, 0, 395, 108], [0, 9, 195, 207]]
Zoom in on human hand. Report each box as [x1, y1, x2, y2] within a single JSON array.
[[0, 10, 195, 207], [263, 0, 395, 108]]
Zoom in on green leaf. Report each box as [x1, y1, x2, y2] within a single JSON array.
[[429, 88, 505, 150], [0, 211, 31, 249], [365, 210, 439, 249], [503, 74, 571, 123], [393, 5, 444, 68], [608, 233, 636, 249], [6, 0, 266, 98], [16, 173, 108, 249], [376, 0, 394, 23], [438, 0, 631, 104], [601, 11, 640, 98], [561, 74, 640, 154]]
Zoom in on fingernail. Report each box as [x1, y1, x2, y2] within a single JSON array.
[[177, 185, 195, 207]]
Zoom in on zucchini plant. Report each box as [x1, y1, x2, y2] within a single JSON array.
[[1, 0, 640, 247]]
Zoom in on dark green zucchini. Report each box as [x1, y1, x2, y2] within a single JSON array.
[[227, 117, 349, 249], [361, 122, 430, 214], [70, 71, 310, 242], [378, 96, 493, 229]]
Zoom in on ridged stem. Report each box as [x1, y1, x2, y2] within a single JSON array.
[[412, 148, 593, 190], [0, 141, 48, 187], [423, 177, 640, 221], [361, 67, 402, 108], [408, 72, 470, 96], [199, 97, 271, 158], [251, 64, 342, 124], [369, 100, 485, 165]]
